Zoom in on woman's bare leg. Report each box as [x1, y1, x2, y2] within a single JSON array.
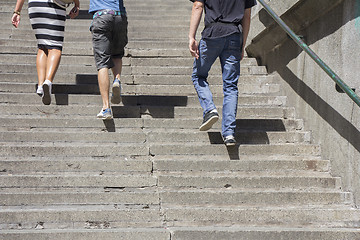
[[45, 48, 62, 82], [36, 48, 47, 86]]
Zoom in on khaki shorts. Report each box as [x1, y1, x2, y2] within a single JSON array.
[[90, 13, 128, 70]]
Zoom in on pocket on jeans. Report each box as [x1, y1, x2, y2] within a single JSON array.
[[229, 39, 241, 50]]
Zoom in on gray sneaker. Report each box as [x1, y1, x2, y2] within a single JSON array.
[[199, 110, 219, 131], [224, 135, 236, 146], [97, 108, 113, 120], [111, 78, 121, 104]]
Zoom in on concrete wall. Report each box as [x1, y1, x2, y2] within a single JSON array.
[[247, 0, 360, 206]]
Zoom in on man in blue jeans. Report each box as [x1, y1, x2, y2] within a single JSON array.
[[89, 0, 128, 120], [189, 0, 256, 146]]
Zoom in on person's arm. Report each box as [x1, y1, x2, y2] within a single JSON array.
[[189, 1, 204, 59], [69, 0, 80, 19], [240, 8, 252, 60], [12, 0, 25, 28]]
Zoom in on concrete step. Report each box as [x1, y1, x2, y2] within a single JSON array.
[[1, 13, 191, 21], [0, 144, 149, 157], [2, 33, 188, 43], [4, 203, 353, 230], [2, 17, 192, 26], [111, 84, 280, 96], [153, 157, 329, 173], [0, 188, 159, 206], [0, 156, 328, 175], [0, 63, 267, 76], [164, 207, 360, 228], [10, 24, 192, 33], [0, 45, 189, 56], [0, 188, 351, 207], [170, 227, 360, 240], [6, 54, 271, 68], [0, 130, 147, 143], [0, 143, 318, 158], [0, 53, 109, 65], [0, 129, 146, 141], [0, 129, 310, 145], [0, 92, 287, 107], [0, 156, 152, 174], [149, 143, 319, 157], [0, 72, 131, 85], [129, 57, 257, 66], [0, 82, 280, 96], [3, 21, 188, 29], [129, 65, 267, 75], [157, 173, 338, 190], [0, 117, 304, 131], [0, 105, 296, 119], [0, 229, 170, 240], [0, 72, 276, 85], [0, 174, 157, 188], [1, 227, 360, 240], [160, 189, 352, 207], [0, 206, 163, 229], [0, 39, 192, 51], [130, 74, 273, 85], [4, 31, 189, 42], [149, 130, 310, 144]]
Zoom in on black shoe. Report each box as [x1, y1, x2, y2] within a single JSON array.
[[199, 110, 219, 131], [224, 135, 236, 146]]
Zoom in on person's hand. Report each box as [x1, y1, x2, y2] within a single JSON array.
[[69, 6, 79, 19], [189, 38, 199, 59], [12, 13, 21, 28]]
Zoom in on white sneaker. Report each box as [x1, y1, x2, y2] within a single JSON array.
[[42, 80, 52, 105], [97, 108, 113, 120], [36, 85, 44, 96]]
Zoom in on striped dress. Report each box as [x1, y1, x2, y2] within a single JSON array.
[[28, 0, 67, 51]]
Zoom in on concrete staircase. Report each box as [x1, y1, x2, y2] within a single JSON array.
[[1, 0, 360, 239]]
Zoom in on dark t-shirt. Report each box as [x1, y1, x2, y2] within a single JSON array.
[[190, 0, 257, 39]]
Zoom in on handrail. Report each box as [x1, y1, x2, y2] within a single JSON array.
[[257, 0, 360, 108]]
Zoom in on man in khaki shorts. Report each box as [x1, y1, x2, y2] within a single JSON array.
[[89, 0, 128, 120]]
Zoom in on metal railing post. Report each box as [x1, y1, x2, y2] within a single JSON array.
[[257, 0, 360, 108]]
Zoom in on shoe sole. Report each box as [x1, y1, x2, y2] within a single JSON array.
[[199, 115, 219, 131], [97, 115, 113, 120], [97, 113, 113, 120], [111, 83, 121, 104], [225, 142, 236, 147], [42, 84, 51, 105]]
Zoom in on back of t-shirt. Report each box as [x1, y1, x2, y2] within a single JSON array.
[[89, 0, 126, 14]]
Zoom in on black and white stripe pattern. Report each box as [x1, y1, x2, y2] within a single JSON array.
[[28, 0, 66, 50]]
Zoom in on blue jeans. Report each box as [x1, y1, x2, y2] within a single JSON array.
[[191, 33, 242, 137]]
